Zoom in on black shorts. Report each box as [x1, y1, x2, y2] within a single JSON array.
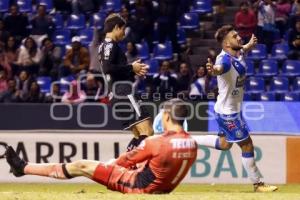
[[110, 94, 150, 130]]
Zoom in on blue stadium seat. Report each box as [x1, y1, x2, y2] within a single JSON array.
[[78, 28, 93, 46], [37, 76, 52, 93], [0, 0, 9, 12], [259, 92, 276, 101], [145, 59, 159, 75], [257, 59, 278, 77], [245, 77, 265, 93], [270, 77, 289, 93], [281, 60, 300, 77], [293, 77, 300, 92], [90, 12, 106, 29], [282, 92, 300, 101], [177, 27, 187, 44], [270, 43, 289, 60], [17, 0, 32, 12], [179, 13, 199, 30], [37, 0, 53, 12], [153, 42, 173, 60], [103, 0, 121, 12], [247, 44, 267, 60], [245, 59, 255, 76], [66, 14, 86, 30], [52, 30, 71, 45], [135, 42, 150, 60], [52, 13, 64, 29], [191, 0, 213, 14], [243, 92, 252, 101], [59, 76, 75, 93]]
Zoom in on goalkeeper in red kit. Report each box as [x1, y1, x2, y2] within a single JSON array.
[[4, 99, 197, 194]]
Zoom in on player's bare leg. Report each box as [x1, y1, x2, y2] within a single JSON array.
[[238, 137, 278, 192]]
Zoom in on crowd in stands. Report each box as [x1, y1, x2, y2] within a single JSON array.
[[0, 0, 299, 103]]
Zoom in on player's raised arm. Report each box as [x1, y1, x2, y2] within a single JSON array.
[[242, 34, 258, 53], [206, 58, 225, 76]]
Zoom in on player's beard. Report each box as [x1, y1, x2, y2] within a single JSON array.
[[232, 45, 243, 51]]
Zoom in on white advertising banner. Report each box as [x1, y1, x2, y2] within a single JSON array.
[[0, 132, 286, 184]]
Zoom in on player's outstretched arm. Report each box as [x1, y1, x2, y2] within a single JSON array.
[[243, 34, 258, 53], [206, 58, 224, 76]]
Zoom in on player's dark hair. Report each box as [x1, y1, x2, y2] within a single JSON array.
[[215, 25, 234, 44], [163, 98, 189, 126], [103, 13, 126, 33]]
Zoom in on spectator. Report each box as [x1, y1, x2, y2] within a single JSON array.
[[189, 65, 209, 97], [4, 4, 29, 43], [61, 36, 90, 77], [71, 0, 96, 15], [234, 2, 257, 43], [152, 60, 178, 100], [177, 62, 192, 94], [0, 79, 21, 103], [30, 4, 55, 45], [45, 84, 62, 103], [0, 49, 12, 79], [290, 0, 300, 26], [275, 0, 291, 37], [16, 37, 42, 75], [0, 70, 8, 93], [21, 81, 45, 103], [15, 70, 32, 96], [53, 0, 72, 14], [39, 38, 61, 80], [288, 19, 300, 59], [4, 36, 19, 77], [125, 41, 138, 64], [214, 0, 227, 29], [0, 19, 9, 48], [83, 75, 102, 102], [255, 0, 276, 53], [61, 80, 86, 104]]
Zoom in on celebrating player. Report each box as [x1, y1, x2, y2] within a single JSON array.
[[194, 25, 278, 192], [4, 98, 197, 194], [96, 13, 153, 150]]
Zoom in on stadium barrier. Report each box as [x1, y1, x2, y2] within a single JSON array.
[[0, 131, 300, 184]]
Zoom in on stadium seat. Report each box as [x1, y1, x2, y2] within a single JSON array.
[[256, 59, 278, 77], [245, 59, 255, 76], [153, 42, 173, 60], [90, 12, 106, 29], [17, 0, 32, 12], [37, 0, 53, 12], [281, 60, 300, 77], [0, 0, 9, 13], [145, 59, 159, 75], [179, 13, 199, 30], [135, 42, 150, 60], [270, 43, 289, 60], [66, 14, 86, 30], [52, 13, 64, 29], [78, 28, 93, 46], [52, 30, 71, 45], [245, 77, 265, 93], [293, 77, 300, 92], [103, 0, 121, 12], [59, 76, 75, 93], [259, 92, 276, 101], [243, 92, 252, 101], [282, 92, 300, 101], [246, 44, 267, 60], [270, 77, 289, 93], [191, 0, 213, 14], [177, 27, 187, 44], [37, 76, 52, 93]]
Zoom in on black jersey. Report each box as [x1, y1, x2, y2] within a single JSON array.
[[98, 38, 135, 83]]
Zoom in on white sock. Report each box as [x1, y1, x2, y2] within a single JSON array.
[[241, 153, 261, 184], [193, 135, 221, 150]]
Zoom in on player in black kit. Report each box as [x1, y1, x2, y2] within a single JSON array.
[[97, 13, 153, 150]]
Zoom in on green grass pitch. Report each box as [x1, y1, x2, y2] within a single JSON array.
[[0, 183, 300, 200]]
